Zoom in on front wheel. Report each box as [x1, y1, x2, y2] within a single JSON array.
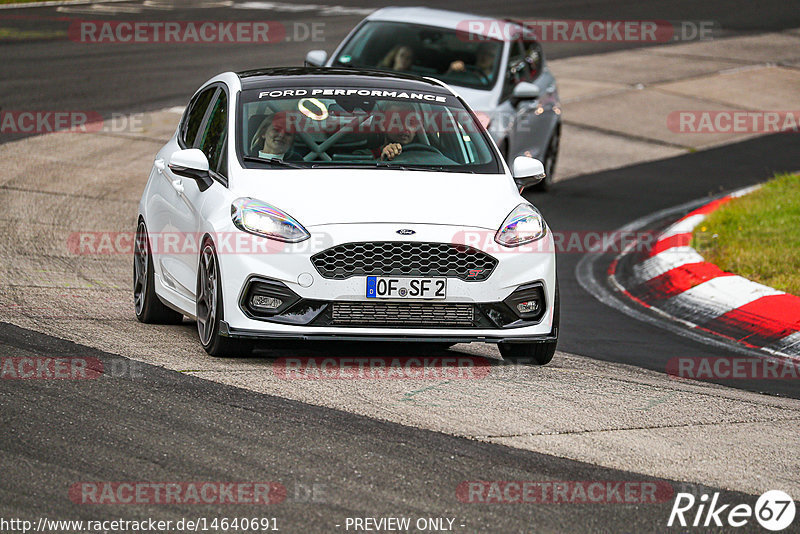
[[498, 340, 557, 365], [196, 241, 253, 357], [533, 127, 560, 192], [134, 220, 183, 324]]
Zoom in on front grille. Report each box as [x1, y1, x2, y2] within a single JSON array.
[[331, 302, 474, 326], [311, 242, 497, 281]]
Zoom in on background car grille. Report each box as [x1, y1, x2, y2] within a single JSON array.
[[311, 242, 497, 281], [331, 302, 474, 326]]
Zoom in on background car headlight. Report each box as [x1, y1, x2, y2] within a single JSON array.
[[231, 198, 310, 243], [495, 203, 546, 247]]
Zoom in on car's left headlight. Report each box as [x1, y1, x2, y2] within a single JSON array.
[[495, 203, 547, 247], [231, 198, 310, 243]]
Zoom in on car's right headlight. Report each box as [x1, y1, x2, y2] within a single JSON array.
[[231, 198, 310, 243], [495, 203, 547, 247]]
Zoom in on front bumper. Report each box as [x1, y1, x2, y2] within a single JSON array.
[[220, 320, 558, 344], [217, 223, 557, 340]]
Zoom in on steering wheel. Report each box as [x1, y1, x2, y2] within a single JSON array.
[[461, 65, 491, 84], [396, 143, 444, 156]]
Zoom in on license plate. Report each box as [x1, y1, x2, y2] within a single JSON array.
[[366, 276, 447, 299]]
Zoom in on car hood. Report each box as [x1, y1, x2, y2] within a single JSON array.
[[232, 168, 521, 229], [445, 85, 495, 113]]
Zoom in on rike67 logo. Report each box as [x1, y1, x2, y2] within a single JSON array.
[[668, 490, 795, 531]]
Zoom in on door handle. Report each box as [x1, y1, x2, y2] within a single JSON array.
[[154, 159, 166, 173], [171, 178, 184, 194]]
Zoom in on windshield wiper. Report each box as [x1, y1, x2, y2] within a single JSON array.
[[310, 161, 413, 171], [309, 161, 475, 173], [379, 163, 476, 173], [242, 155, 304, 169]]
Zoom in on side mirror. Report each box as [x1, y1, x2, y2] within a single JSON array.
[[169, 148, 213, 190], [305, 50, 328, 67], [512, 156, 545, 192], [510, 81, 540, 106]]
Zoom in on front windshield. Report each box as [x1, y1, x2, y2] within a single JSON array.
[[334, 21, 503, 90], [238, 85, 502, 173]]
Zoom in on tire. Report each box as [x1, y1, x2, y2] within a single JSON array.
[[196, 240, 254, 357], [134, 220, 184, 324], [532, 126, 560, 192], [498, 280, 559, 365]]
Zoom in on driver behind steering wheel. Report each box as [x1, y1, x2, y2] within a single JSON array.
[[447, 42, 496, 82], [374, 102, 423, 161]]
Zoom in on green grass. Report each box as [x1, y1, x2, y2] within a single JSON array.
[[693, 173, 800, 296]]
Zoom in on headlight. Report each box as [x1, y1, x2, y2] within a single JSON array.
[[495, 203, 546, 247], [231, 198, 310, 243]]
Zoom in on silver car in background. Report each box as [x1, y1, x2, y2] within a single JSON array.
[[306, 7, 562, 190]]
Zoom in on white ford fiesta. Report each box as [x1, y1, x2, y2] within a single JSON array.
[[135, 67, 559, 363]]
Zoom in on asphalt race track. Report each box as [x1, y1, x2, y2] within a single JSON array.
[[1, 1, 799, 533], [532, 132, 800, 398], [0, 321, 764, 532], [1, 0, 799, 142]]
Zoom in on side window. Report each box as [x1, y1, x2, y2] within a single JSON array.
[[198, 90, 228, 178], [180, 88, 216, 147], [502, 41, 529, 100]]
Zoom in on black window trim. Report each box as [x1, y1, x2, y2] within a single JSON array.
[[179, 85, 219, 150], [183, 82, 231, 188], [234, 88, 503, 175], [334, 20, 506, 92]]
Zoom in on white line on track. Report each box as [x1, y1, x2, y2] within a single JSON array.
[[632, 247, 704, 282], [663, 276, 784, 323], [575, 193, 797, 360], [660, 214, 706, 238]]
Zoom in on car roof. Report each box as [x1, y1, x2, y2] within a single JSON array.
[[236, 67, 452, 94], [366, 7, 520, 41]]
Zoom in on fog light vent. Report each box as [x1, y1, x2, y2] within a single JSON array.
[[504, 282, 546, 321], [240, 277, 300, 318], [252, 295, 282, 310], [516, 300, 539, 314]]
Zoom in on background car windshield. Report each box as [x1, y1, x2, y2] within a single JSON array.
[[239, 87, 501, 173], [335, 21, 503, 90]]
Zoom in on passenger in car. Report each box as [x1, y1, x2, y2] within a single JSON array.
[[250, 112, 298, 160], [378, 45, 415, 72]]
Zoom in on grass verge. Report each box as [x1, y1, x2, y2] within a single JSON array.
[[693, 172, 800, 296]]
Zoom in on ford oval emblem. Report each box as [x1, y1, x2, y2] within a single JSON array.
[[396, 229, 415, 235]]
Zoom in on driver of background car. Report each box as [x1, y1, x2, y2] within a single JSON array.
[[249, 111, 298, 160], [446, 42, 497, 81], [378, 44, 415, 72], [372, 102, 423, 161]]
